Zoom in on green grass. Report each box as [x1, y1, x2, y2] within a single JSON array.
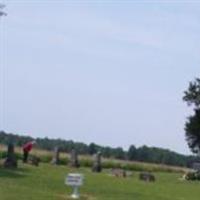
[[0, 163, 199, 200]]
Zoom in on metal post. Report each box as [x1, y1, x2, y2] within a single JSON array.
[[71, 186, 79, 199]]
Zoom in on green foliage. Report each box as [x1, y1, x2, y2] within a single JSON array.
[[183, 78, 200, 108], [88, 143, 98, 155], [128, 145, 137, 160], [183, 78, 200, 154], [185, 109, 200, 153], [112, 147, 125, 160], [79, 159, 93, 168], [185, 171, 200, 181], [0, 151, 22, 160], [37, 154, 52, 163]]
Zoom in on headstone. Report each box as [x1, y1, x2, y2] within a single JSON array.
[[69, 149, 80, 168], [111, 168, 127, 178], [28, 155, 40, 166], [92, 151, 102, 172], [51, 147, 60, 165], [3, 143, 17, 168], [192, 162, 200, 171], [65, 173, 84, 199], [139, 172, 155, 182]]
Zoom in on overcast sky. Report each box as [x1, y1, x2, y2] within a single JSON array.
[[0, 0, 199, 154]]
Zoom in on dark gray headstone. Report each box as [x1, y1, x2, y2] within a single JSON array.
[[139, 172, 155, 182], [3, 143, 17, 168], [111, 168, 127, 178], [69, 149, 80, 168], [192, 162, 200, 171], [28, 155, 40, 166], [92, 151, 102, 172], [51, 147, 60, 165]]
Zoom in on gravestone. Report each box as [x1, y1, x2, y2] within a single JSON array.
[[139, 172, 155, 182], [28, 155, 40, 166], [51, 147, 60, 165], [3, 143, 17, 168], [111, 168, 127, 178], [92, 151, 102, 172], [192, 162, 200, 171], [69, 149, 80, 168]]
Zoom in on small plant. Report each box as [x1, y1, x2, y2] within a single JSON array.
[[184, 171, 200, 181]]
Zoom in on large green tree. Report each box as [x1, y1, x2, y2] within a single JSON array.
[[183, 78, 200, 154]]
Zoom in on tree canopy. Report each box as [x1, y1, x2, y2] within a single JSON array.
[[183, 78, 200, 154]]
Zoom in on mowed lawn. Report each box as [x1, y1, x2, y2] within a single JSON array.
[[0, 163, 199, 200]]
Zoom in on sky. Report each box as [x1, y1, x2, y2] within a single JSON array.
[[0, 0, 199, 155]]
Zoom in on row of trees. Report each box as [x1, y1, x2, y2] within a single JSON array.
[[0, 131, 196, 167]]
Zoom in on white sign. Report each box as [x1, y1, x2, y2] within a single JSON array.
[[65, 173, 83, 187], [65, 173, 84, 199]]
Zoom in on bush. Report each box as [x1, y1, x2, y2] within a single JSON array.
[[36, 154, 51, 163], [184, 171, 200, 181], [79, 159, 93, 167]]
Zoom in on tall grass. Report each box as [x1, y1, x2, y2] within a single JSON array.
[[0, 144, 188, 173]]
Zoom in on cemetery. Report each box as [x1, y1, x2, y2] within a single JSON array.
[[0, 143, 200, 200], [1, 1, 200, 200]]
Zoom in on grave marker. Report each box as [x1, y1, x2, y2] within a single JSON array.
[[92, 151, 102, 172], [193, 162, 200, 171], [51, 147, 60, 165], [65, 173, 84, 199], [69, 149, 80, 168], [3, 143, 17, 168]]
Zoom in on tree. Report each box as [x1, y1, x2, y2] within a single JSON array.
[[183, 78, 200, 154], [101, 146, 112, 158], [127, 145, 137, 160], [0, 4, 6, 17], [113, 147, 125, 160], [88, 143, 98, 155]]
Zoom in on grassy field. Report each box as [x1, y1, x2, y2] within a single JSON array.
[[0, 162, 199, 200]]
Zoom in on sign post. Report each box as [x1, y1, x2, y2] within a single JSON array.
[[65, 173, 84, 199]]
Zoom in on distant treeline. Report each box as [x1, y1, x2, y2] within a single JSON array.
[[0, 131, 197, 167]]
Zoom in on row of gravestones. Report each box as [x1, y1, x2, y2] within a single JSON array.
[[2, 144, 102, 173], [2, 144, 156, 182], [51, 147, 102, 172]]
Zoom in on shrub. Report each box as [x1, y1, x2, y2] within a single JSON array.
[[184, 171, 200, 181]]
